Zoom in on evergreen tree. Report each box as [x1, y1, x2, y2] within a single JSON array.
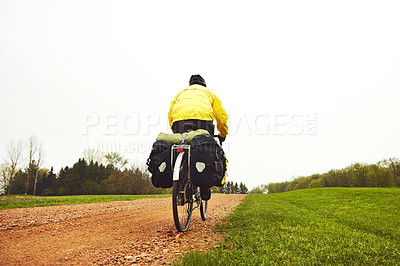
[[239, 182, 249, 194]]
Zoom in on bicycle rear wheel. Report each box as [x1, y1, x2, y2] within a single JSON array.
[[200, 200, 208, 221], [172, 156, 193, 232]]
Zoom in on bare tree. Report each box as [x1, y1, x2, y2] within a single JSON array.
[[26, 136, 45, 195], [104, 152, 128, 170], [83, 148, 104, 165], [32, 142, 45, 195], [4, 140, 24, 195], [26, 136, 37, 194], [0, 163, 10, 195]]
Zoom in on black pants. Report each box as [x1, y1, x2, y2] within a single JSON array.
[[172, 119, 215, 136]]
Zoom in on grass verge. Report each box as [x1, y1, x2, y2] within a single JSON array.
[[0, 194, 170, 210], [177, 187, 400, 265]]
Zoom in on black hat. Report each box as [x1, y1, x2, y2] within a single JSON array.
[[189, 74, 206, 87]]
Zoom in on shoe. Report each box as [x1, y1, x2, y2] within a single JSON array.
[[200, 187, 211, 201]]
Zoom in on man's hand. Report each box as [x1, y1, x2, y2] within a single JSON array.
[[217, 135, 226, 144]]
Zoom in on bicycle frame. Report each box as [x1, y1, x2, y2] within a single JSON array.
[[171, 143, 202, 209]]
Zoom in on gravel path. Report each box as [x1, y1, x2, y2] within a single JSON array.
[[0, 194, 245, 265]]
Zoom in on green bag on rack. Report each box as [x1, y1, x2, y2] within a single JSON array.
[[156, 129, 210, 144]]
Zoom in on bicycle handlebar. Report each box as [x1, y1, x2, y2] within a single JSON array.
[[214, 135, 224, 146]]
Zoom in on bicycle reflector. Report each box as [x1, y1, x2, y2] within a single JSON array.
[[177, 147, 184, 153]]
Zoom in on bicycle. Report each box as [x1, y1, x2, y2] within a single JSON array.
[[171, 135, 221, 232]]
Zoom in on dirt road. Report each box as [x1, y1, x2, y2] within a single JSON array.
[[0, 194, 245, 265]]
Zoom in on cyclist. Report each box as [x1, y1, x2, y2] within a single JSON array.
[[168, 74, 228, 200]]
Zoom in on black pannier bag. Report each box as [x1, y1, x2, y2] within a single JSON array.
[[190, 134, 227, 188], [146, 140, 173, 188]]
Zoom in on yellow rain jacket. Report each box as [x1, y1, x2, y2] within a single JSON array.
[[168, 84, 228, 137]]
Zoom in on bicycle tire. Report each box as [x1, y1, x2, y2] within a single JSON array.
[[172, 155, 193, 232], [200, 200, 208, 221]]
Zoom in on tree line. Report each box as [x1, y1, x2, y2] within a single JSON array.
[[5, 158, 169, 196], [266, 158, 400, 194], [220, 181, 249, 194], [1, 137, 248, 196], [1, 136, 45, 195], [0, 137, 168, 195]]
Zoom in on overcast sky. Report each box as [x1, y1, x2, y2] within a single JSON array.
[[1, 0, 399, 189]]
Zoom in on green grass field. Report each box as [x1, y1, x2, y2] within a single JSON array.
[[178, 188, 400, 265], [0, 194, 169, 210]]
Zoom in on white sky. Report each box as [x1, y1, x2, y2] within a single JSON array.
[[1, 0, 399, 190]]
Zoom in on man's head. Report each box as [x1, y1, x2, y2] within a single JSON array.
[[189, 74, 206, 87]]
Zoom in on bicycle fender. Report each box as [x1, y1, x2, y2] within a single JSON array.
[[173, 152, 184, 181]]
